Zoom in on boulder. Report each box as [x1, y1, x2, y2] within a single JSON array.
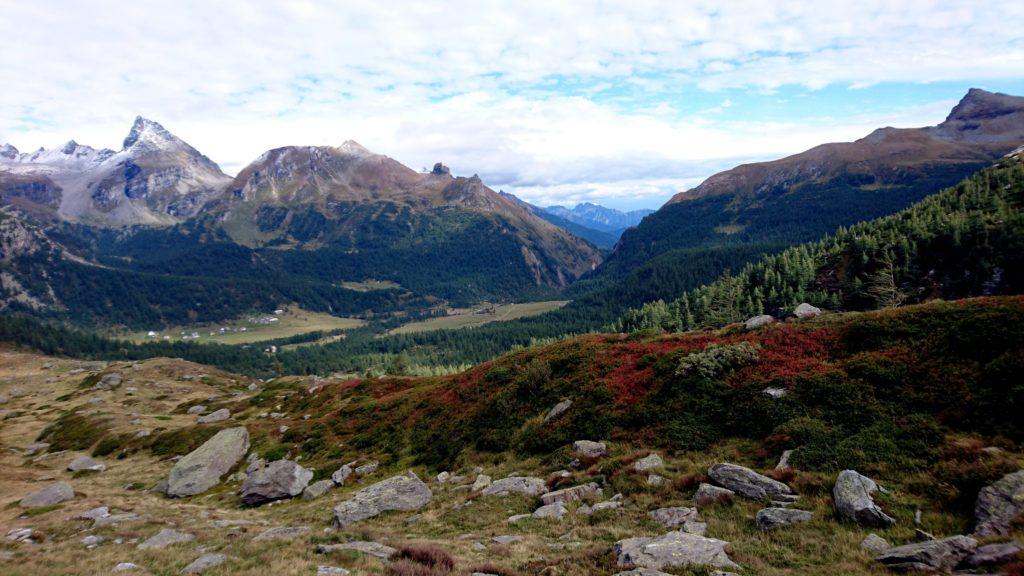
[[197, 408, 230, 424], [861, 533, 891, 555], [573, 440, 608, 458], [317, 567, 350, 575], [707, 463, 793, 501], [354, 460, 379, 476], [633, 453, 664, 472], [973, 469, 1024, 537], [332, 472, 432, 528], [68, 454, 106, 473], [471, 474, 492, 491], [543, 399, 572, 423], [793, 303, 822, 318], [317, 541, 397, 560], [491, 535, 522, 545], [240, 459, 313, 506], [165, 427, 249, 498], [541, 482, 602, 505], [833, 470, 895, 528], [875, 535, 977, 572], [614, 531, 739, 570], [481, 476, 548, 497], [76, 506, 110, 520], [137, 528, 194, 550], [532, 502, 568, 520], [303, 479, 335, 500], [613, 570, 675, 576], [960, 541, 1023, 568], [755, 507, 812, 530], [252, 526, 311, 542], [649, 507, 705, 535], [580, 499, 624, 516], [186, 405, 206, 415], [20, 481, 74, 508], [694, 483, 735, 506], [182, 553, 226, 574], [331, 464, 353, 486], [112, 562, 140, 572], [744, 315, 775, 330], [81, 534, 104, 547], [97, 373, 122, 390]]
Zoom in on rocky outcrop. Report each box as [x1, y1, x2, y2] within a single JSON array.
[[973, 469, 1024, 536], [481, 476, 548, 497], [614, 531, 739, 570], [960, 542, 1023, 568], [240, 459, 313, 506], [541, 482, 601, 505], [633, 453, 663, 472], [755, 507, 812, 530], [833, 470, 895, 528], [573, 440, 607, 458], [707, 463, 793, 501], [875, 535, 977, 572], [20, 481, 74, 508], [694, 483, 735, 506], [649, 507, 706, 535], [332, 472, 432, 528], [165, 427, 249, 497]]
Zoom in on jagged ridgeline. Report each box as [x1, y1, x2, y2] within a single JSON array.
[[618, 152, 1024, 332]]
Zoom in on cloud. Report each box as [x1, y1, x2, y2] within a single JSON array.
[[1, 1, 1022, 209]]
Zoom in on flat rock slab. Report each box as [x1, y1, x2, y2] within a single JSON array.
[[332, 472, 432, 528], [974, 469, 1024, 537], [137, 528, 194, 550], [961, 541, 1023, 568], [707, 463, 793, 501], [875, 535, 977, 572], [492, 535, 523, 545], [481, 476, 548, 497], [241, 459, 313, 506], [755, 507, 813, 530], [694, 483, 735, 506], [833, 470, 895, 528], [615, 531, 739, 570], [197, 408, 230, 424], [182, 553, 226, 573], [318, 541, 396, 560], [303, 479, 335, 500], [68, 454, 106, 472], [533, 502, 568, 519], [633, 454, 664, 472], [20, 481, 74, 508], [649, 507, 704, 534], [252, 526, 311, 542], [166, 427, 249, 498], [541, 482, 601, 505]]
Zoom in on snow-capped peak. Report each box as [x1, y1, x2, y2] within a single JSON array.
[[337, 140, 371, 157], [0, 143, 18, 160], [122, 116, 181, 151]]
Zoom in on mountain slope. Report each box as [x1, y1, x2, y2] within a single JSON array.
[[0, 117, 230, 226], [498, 191, 619, 249]]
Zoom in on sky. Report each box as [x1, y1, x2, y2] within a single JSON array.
[[2, 1, 1024, 210]]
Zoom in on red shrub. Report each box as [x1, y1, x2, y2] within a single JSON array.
[[395, 544, 455, 573]]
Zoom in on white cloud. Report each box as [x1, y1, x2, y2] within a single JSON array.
[[1, 0, 1022, 209]]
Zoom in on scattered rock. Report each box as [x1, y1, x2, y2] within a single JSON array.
[[303, 479, 335, 500], [744, 315, 775, 330], [137, 528, 194, 550], [775, 450, 793, 469], [68, 454, 106, 473], [694, 483, 735, 506], [112, 562, 141, 572], [960, 541, 1023, 568], [647, 474, 666, 486], [20, 481, 74, 508], [197, 408, 230, 424], [76, 506, 110, 520], [354, 461, 379, 476], [649, 507, 706, 534], [481, 476, 548, 497], [541, 482, 602, 505], [165, 427, 249, 498], [6, 528, 33, 543], [81, 534, 104, 548], [96, 373, 122, 390], [573, 440, 607, 458], [240, 459, 313, 506], [833, 470, 895, 528], [973, 469, 1024, 537], [613, 570, 675, 576], [252, 526, 311, 542], [436, 471, 451, 483], [187, 405, 206, 415], [755, 507, 813, 530], [317, 541, 397, 560], [861, 533, 891, 555], [332, 471, 432, 528], [471, 474, 492, 491], [491, 535, 522, 545], [182, 553, 226, 574], [533, 502, 568, 520], [93, 513, 142, 528], [763, 386, 788, 399], [793, 303, 822, 318], [317, 567, 350, 575], [544, 399, 572, 423], [633, 453, 664, 472], [331, 464, 353, 486], [614, 531, 739, 570], [707, 462, 793, 501], [875, 535, 977, 572], [507, 513, 531, 523], [23, 442, 49, 456]]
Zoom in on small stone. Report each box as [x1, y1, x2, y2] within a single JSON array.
[[68, 455, 106, 472], [633, 453, 664, 472], [541, 482, 602, 505], [317, 567, 350, 575], [755, 507, 813, 530], [81, 534, 104, 547], [303, 479, 335, 500], [572, 440, 608, 458], [187, 405, 206, 415], [471, 474, 492, 491], [544, 399, 572, 423], [331, 464, 353, 486], [491, 535, 522, 545], [252, 526, 311, 542], [317, 541, 396, 560], [533, 502, 568, 520], [763, 386, 788, 399], [181, 553, 226, 573], [6, 528, 33, 543], [137, 528, 194, 550], [76, 506, 110, 520], [354, 460, 379, 476], [197, 408, 230, 424], [112, 562, 141, 572], [647, 474, 665, 486], [694, 483, 735, 506], [744, 314, 775, 330], [20, 481, 74, 508], [793, 302, 822, 318], [482, 476, 548, 497]]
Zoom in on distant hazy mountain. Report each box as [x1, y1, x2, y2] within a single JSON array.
[[544, 202, 654, 234], [497, 191, 619, 249], [0, 117, 230, 227]]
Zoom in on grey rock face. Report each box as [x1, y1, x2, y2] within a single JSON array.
[[707, 463, 793, 501], [755, 507, 813, 530], [240, 459, 313, 506], [317, 541, 397, 560], [481, 476, 548, 497], [68, 454, 106, 472], [96, 373, 122, 390], [875, 535, 977, 572], [614, 531, 739, 570], [973, 469, 1024, 537], [861, 533, 891, 555], [165, 427, 249, 497], [182, 553, 226, 573], [744, 315, 775, 330], [331, 464, 352, 485], [833, 470, 895, 528], [471, 474, 492, 491], [793, 303, 822, 318], [694, 483, 735, 506], [544, 399, 572, 423], [649, 507, 705, 535], [332, 472, 432, 528], [197, 408, 230, 424], [354, 460, 379, 476], [541, 482, 602, 505], [961, 541, 1023, 568], [532, 502, 568, 519], [20, 481, 74, 508], [137, 528, 194, 550], [633, 453, 664, 472], [252, 526, 311, 542], [573, 440, 608, 458], [303, 479, 335, 500]]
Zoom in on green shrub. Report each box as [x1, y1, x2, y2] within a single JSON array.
[[676, 342, 760, 379], [37, 412, 110, 451], [146, 425, 221, 457]]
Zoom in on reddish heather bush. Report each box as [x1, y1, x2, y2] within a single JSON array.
[[670, 472, 707, 492], [386, 560, 440, 576], [764, 467, 796, 483], [394, 544, 455, 573], [468, 563, 519, 576]]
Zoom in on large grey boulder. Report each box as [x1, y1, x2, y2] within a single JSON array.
[[793, 303, 822, 318], [541, 482, 601, 505], [481, 476, 548, 497], [137, 528, 194, 550], [614, 530, 739, 570], [544, 399, 572, 423], [252, 526, 311, 542], [197, 408, 230, 424], [755, 507, 812, 530], [20, 481, 74, 508], [973, 469, 1024, 537], [833, 470, 895, 528], [960, 541, 1023, 568], [649, 507, 706, 534], [707, 463, 793, 501], [573, 440, 608, 458], [317, 540, 397, 560], [875, 535, 977, 572], [165, 427, 249, 498], [633, 453, 664, 472], [68, 454, 106, 472], [332, 471, 432, 528], [303, 479, 335, 500], [240, 459, 313, 506], [744, 315, 775, 330], [694, 483, 735, 506], [182, 553, 226, 573]]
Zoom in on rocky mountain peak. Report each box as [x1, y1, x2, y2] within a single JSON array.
[[336, 140, 371, 157], [431, 162, 451, 176], [945, 88, 1024, 123], [0, 144, 18, 160], [122, 116, 182, 151]]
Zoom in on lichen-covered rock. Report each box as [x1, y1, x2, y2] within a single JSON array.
[[614, 531, 739, 570], [137, 528, 194, 550], [332, 472, 432, 528], [973, 469, 1024, 537], [875, 535, 977, 572], [303, 479, 335, 500], [541, 482, 601, 505], [707, 463, 793, 501], [481, 476, 548, 497], [165, 427, 248, 498], [68, 454, 106, 472], [573, 440, 607, 458], [755, 507, 812, 530], [471, 474, 492, 491], [240, 459, 313, 506], [197, 408, 230, 424], [20, 481, 74, 508], [355, 460, 379, 476], [252, 526, 311, 542], [532, 502, 568, 519], [633, 453, 664, 472], [861, 533, 891, 555], [744, 315, 775, 330], [694, 483, 735, 506], [182, 553, 226, 573], [331, 464, 353, 486], [793, 303, 822, 318], [833, 470, 895, 528]]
